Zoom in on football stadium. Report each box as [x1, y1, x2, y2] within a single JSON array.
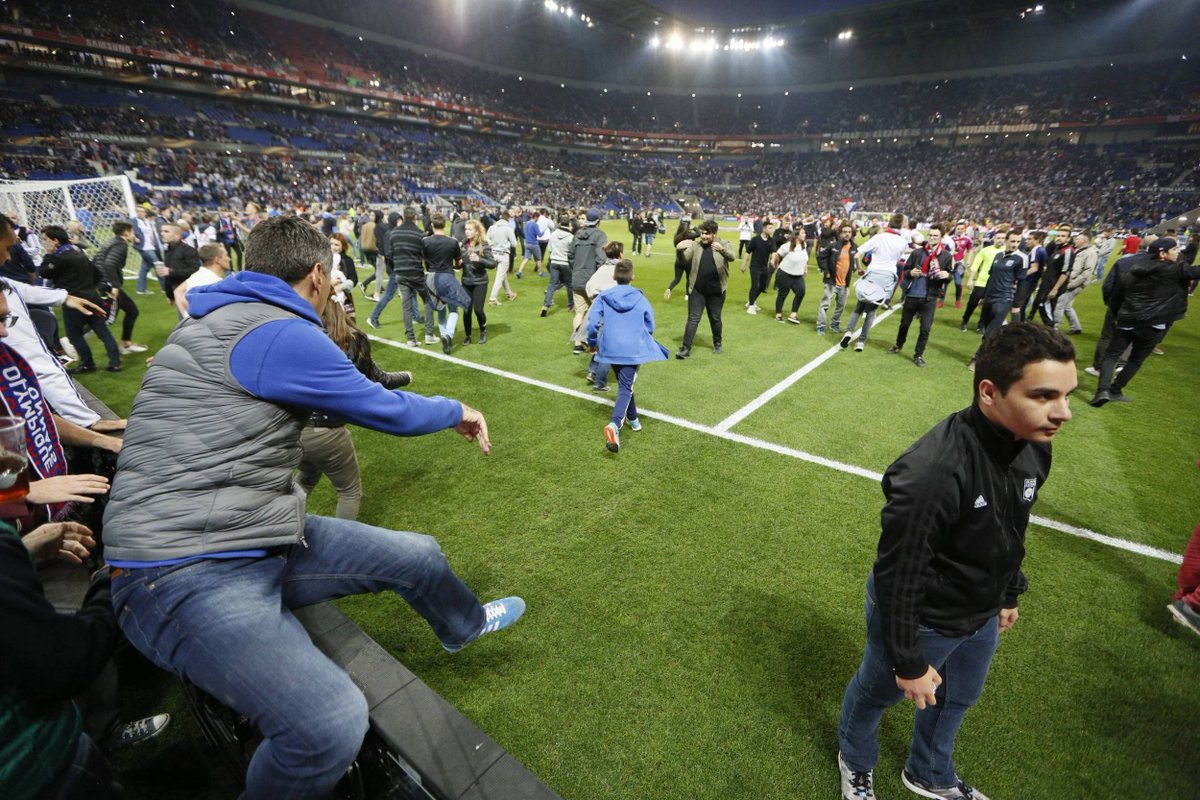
[[0, 0, 1197, 798]]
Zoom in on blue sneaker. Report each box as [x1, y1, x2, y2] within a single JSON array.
[[604, 422, 620, 452], [444, 597, 526, 652], [627, 418, 642, 432]]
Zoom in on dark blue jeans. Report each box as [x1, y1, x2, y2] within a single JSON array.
[[838, 572, 1000, 788], [610, 364, 639, 427], [543, 262, 573, 308], [112, 515, 487, 800]]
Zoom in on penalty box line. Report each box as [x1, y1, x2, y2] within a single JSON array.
[[367, 333, 1183, 565]]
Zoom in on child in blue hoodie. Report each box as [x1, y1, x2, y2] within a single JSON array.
[[586, 259, 668, 453]]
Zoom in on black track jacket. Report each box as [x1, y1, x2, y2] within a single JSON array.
[[873, 404, 1051, 678]]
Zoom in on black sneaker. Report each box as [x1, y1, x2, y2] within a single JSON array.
[[1089, 390, 1111, 407], [592, 385, 610, 394], [67, 364, 97, 375], [540, 306, 549, 317], [572, 344, 586, 355], [479, 330, 487, 345], [675, 347, 691, 360], [913, 356, 926, 368], [463, 336, 472, 345], [959, 322, 969, 332], [901, 769, 990, 799], [887, 345, 901, 354], [585, 371, 595, 383], [441, 335, 453, 355], [104, 713, 170, 752], [713, 343, 723, 354], [1109, 390, 1131, 403], [838, 752, 876, 800], [105, 364, 122, 372], [840, 334, 852, 349]]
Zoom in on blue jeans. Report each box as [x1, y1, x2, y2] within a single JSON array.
[[136, 250, 158, 293], [838, 572, 999, 788], [368, 271, 399, 324], [112, 515, 487, 800], [543, 262, 573, 308]]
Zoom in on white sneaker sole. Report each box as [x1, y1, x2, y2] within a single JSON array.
[[1168, 602, 1200, 635]]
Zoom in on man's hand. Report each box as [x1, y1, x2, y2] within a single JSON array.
[[1048, 290, 1058, 301], [896, 666, 941, 710], [64, 295, 105, 316], [90, 419, 127, 433], [740, 261, 748, 273], [21, 521, 95, 565], [26, 474, 111, 504], [455, 402, 491, 455], [998, 607, 1019, 632], [676, 240, 690, 251]]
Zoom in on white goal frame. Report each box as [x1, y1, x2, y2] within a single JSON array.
[[0, 176, 137, 251]]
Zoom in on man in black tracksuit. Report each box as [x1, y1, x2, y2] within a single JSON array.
[[837, 323, 1077, 800], [1090, 237, 1200, 406], [368, 207, 435, 345]]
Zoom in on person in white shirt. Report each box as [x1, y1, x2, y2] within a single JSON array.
[[174, 243, 230, 319], [772, 233, 809, 324], [839, 214, 908, 351], [737, 215, 754, 259]]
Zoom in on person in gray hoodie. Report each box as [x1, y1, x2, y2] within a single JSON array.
[[542, 215, 576, 316], [568, 208, 608, 353]]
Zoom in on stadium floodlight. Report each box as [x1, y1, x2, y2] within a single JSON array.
[[838, 30, 853, 40]]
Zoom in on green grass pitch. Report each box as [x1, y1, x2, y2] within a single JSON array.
[[92, 220, 1198, 798]]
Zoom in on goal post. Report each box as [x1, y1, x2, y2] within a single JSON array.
[[0, 176, 137, 252]]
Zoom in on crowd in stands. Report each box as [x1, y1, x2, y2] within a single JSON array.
[[3, 81, 1196, 227], [4, 0, 1200, 138]]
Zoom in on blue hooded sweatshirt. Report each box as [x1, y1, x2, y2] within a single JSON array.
[[188, 271, 462, 437], [585, 285, 670, 365]]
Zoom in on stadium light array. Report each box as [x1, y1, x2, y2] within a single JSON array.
[[543, 1, 592, 26], [837, 30, 853, 40], [655, 33, 785, 51]]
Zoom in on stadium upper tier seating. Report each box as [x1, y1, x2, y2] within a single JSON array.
[[3, 0, 1197, 139]]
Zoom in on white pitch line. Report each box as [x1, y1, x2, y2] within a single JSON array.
[[368, 333, 1183, 565], [714, 304, 899, 432]]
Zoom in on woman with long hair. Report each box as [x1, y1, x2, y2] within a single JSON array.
[[297, 301, 412, 520], [461, 219, 496, 344], [329, 232, 359, 318]]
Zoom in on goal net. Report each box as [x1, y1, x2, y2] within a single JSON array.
[[0, 176, 136, 253]]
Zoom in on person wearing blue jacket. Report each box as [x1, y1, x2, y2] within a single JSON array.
[[586, 259, 668, 453], [102, 216, 525, 800]]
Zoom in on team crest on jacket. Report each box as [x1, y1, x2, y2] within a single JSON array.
[[1022, 478, 1037, 503]]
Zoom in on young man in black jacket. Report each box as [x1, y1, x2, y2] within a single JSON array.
[[837, 323, 1076, 800], [888, 225, 952, 367], [38, 226, 122, 374], [1090, 238, 1200, 406]]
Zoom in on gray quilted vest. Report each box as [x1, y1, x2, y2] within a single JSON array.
[[103, 302, 310, 562]]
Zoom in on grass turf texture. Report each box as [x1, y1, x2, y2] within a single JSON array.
[[92, 223, 1197, 798]]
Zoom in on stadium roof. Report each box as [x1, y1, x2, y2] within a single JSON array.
[[642, 0, 895, 27]]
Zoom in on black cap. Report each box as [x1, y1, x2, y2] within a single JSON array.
[[1148, 237, 1178, 255]]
